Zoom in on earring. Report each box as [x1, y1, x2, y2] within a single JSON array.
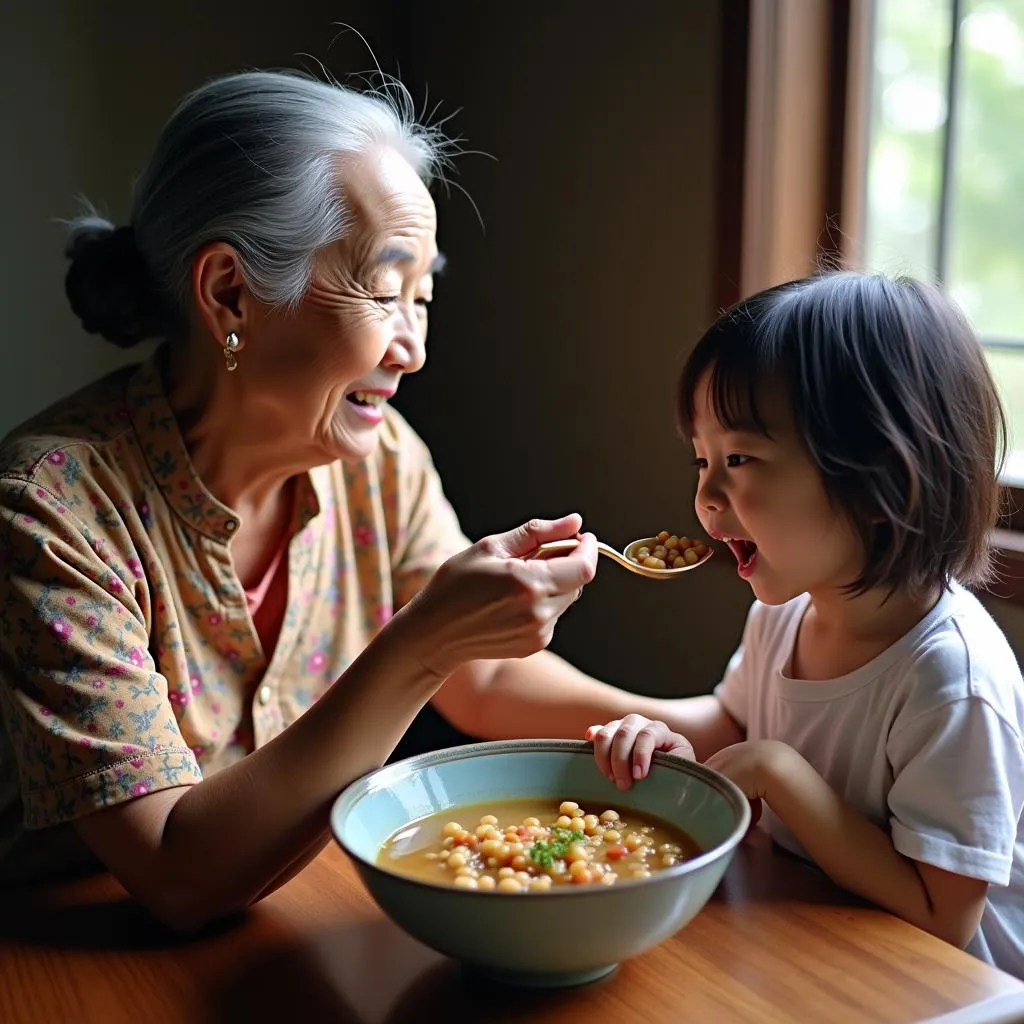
[[223, 331, 240, 372]]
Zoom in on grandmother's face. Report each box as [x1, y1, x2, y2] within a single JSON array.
[[250, 147, 439, 463]]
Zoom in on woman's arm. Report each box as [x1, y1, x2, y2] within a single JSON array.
[[72, 517, 597, 932], [76, 622, 440, 932]]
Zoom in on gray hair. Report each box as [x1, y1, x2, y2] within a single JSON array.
[[65, 70, 453, 347]]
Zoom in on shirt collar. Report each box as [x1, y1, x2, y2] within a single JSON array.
[[126, 347, 322, 543]]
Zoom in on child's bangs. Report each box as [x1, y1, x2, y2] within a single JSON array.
[[678, 319, 776, 439]]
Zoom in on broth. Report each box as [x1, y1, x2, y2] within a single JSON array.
[[376, 797, 702, 892]]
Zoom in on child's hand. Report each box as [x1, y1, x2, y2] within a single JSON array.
[[705, 740, 797, 838], [585, 714, 696, 790], [704, 739, 793, 800]]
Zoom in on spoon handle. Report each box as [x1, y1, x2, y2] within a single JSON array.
[[530, 537, 712, 579], [530, 539, 632, 569]]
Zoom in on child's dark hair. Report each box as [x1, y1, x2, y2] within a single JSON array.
[[678, 272, 1006, 595]]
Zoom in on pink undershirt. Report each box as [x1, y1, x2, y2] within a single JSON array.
[[243, 535, 290, 659]]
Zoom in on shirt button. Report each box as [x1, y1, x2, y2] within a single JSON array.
[[258, 685, 272, 706]]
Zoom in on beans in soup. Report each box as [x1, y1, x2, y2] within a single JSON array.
[[377, 799, 702, 892]]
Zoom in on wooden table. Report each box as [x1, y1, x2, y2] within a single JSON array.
[[3, 830, 1023, 1024]]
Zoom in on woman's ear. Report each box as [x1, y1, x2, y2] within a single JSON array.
[[191, 242, 252, 352]]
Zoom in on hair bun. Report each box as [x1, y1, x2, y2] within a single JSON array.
[[64, 216, 170, 347]]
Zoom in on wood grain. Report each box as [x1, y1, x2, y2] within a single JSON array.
[[2, 830, 1021, 1024]]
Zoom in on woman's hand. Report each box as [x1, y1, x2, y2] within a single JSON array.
[[398, 513, 598, 678], [585, 714, 696, 790]]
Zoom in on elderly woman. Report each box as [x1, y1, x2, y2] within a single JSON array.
[[0, 71, 706, 930]]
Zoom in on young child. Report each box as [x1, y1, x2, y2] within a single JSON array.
[[588, 272, 1024, 977]]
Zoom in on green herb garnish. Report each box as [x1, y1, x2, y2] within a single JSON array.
[[528, 828, 585, 870]]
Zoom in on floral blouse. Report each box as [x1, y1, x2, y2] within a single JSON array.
[[0, 350, 468, 880]]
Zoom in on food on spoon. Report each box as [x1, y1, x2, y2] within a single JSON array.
[[631, 531, 709, 569]]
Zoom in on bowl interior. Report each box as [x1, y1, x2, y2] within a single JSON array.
[[333, 740, 747, 869]]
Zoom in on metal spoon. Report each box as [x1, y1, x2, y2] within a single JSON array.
[[530, 536, 714, 580]]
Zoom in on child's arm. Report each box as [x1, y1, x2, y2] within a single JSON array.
[[587, 718, 990, 949], [709, 739, 989, 949], [583, 605, 759, 788], [431, 656, 742, 754], [661, 696, 747, 762]]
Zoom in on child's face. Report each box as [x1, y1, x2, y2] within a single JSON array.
[[690, 371, 865, 606]]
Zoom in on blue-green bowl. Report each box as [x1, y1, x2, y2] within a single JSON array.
[[330, 739, 750, 988]]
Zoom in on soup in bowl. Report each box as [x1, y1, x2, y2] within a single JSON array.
[[330, 740, 750, 988], [380, 797, 702, 890]]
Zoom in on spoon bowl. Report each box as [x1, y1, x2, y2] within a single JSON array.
[[531, 536, 713, 580]]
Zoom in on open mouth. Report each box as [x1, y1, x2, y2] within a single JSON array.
[[346, 390, 388, 408], [724, 537, 758, 571]]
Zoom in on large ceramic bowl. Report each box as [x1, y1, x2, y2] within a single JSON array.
[[330, 739, 750, 988]]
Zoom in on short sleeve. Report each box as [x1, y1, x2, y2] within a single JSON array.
[[381, 412, 471, 611], [0, 475, 201, 830], [713, 602, 763, 729], [887, 697, 1024, 885]]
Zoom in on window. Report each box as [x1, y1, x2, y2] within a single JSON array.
[[861, 0, 1024, 482], [713, 0, 1024, 598]]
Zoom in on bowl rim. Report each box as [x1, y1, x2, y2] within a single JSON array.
[[330, 738, 752, 898]]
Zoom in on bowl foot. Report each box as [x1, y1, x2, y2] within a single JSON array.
[[465, 962, 619, 989]]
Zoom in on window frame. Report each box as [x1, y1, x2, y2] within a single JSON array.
[[712, 0, 1024, 602]]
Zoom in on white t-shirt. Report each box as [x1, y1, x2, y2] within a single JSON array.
[[715, 583, 1024, 978]]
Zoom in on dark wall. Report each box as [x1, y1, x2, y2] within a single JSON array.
[[1, 1, 753, 696], [0, 0, 396, 427], [389, 3, 753, 694]]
